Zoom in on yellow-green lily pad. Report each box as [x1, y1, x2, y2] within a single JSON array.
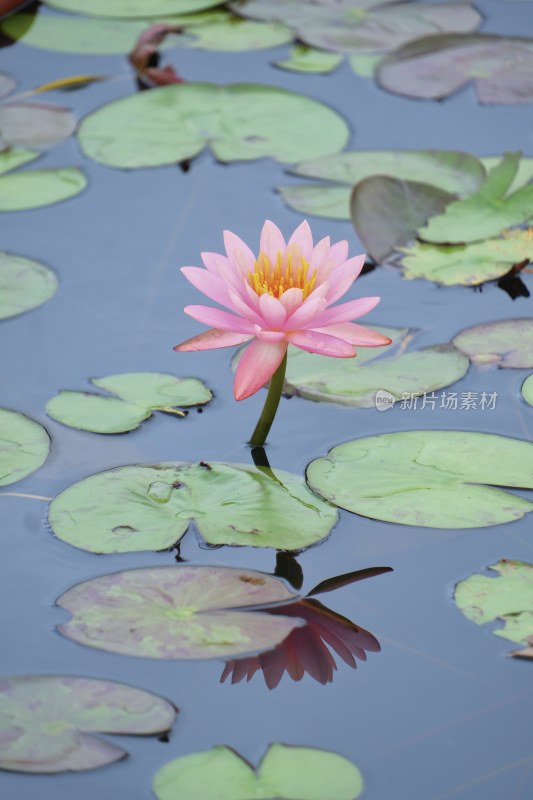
[[0, 252, 57, 320], [0, 409, 50, 486]]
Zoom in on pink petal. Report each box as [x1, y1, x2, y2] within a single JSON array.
[[223, 230, 256, 275], [181, 267, 231, 306], [259, 220, 286, 262], [325, 255, 366, 304], [174, 329, 253, 351], [313, 296, 381, 327], [309, 236, 331, 270], [184, 305, 255, 333], [329, 240, 349, 266], [284, 294, 328, 330], [227, 288, 265, 325], [255, 329, 287, 342], [288, 220, 313, 259], [234, 339, 288, 401], [201, 251, 230, 274], [313, 322, 392, 346], [287, 329, 355, 357], [258, 293, 287, 329], [279, 287, 303, 317]]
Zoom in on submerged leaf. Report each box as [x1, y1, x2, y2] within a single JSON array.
[[455, 560, 533, 657], [0, 675, 176, 773], [306, 431, 533, 528], [0, 168, 87, 212], [57, 565, 303, 659], [0, 252, 57, 320], [78, 83, 349, 168], [0, 409, 50, 486], [48, 461, 338, 552], [452, 319, 533, 367], [153, 743, 364, 799]]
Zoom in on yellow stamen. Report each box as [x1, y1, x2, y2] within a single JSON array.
[[247, 251, 317, 299]]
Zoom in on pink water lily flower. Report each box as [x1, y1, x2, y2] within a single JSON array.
[[174, 220, 391, 400]]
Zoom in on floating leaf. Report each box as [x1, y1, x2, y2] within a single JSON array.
[[452, 319, 533, 368], [49, 461, 338, 553], [45, 0, 225, 17], [400, 232, 533, 286], [0, 148, 40, 176], [0, 73, 16, 99], [46, 373, 212, 433], [349, 53, 383, 77], [153, 744, 363, 800], [523, 374, 533, 407], [0, 252, 57, 320], [419, 153, 533, 244], [0, 168, 87, 212], [0, 102, 76, 149], [481, 156, 533, 194], [377, 33, 533, 104], [455, 560, 533, 658], [57, 566, 303, 659], [278, 184, 352, 220], [350, 176, 454, 262], [78, 83, 349, 168], [275, 45, 343, 73], [306, 432, 533, 528], [0, 409, 50, 486], [0, 675, 176, 773], [181, 14, 292, 50]]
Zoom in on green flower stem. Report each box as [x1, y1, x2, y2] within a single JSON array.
[[249, 353, 287, 447]]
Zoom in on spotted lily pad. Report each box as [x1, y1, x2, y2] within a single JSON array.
[[153, 743, 364, 799], [48, 461, 338, 552], [46, 373, 212, 434], [0, 675, 176, 773], [306, 432, 533, 528], [377, 33, 533, 104], [522, 374, 533, 407], [455, 560, 533, 658], [452, 319, 533, 368], [77, 83, 349, 169], [0, 252, 57, 320], [44, 0, 225, 17], [269, 328, 469, 407], [57, 566, 303, 659], [0, 168, 87, 212], [400, 231, 533, 286], [0, 409, 50, 486]]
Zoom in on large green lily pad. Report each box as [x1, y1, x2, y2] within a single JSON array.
[[0, 149, 40, 176], [306, 431, 533, 528], [180, 13, 292, 50], [0, 168, 87, 212], [77, 83, 349, 168], [48, 461, 338, 553], [481, 156, 533, 194], [57, 565, 303, 659], [455, 560, 533, 657], [350, 176, 454, 262], [400, 232, 533, 286], [278, 184, 353, 220], [275, 329, 469, 406], [0, 675, 176, 773], [0, 409, 50, 486], [44, 0, 225, 17], [0, 252, 57, 320], [452, 319, 533, 368], [522, 374, 533, 407], [46, 372, 212, 433], [377, 33, 533, 104], [419, 153, 533, 244], [153, 744, 363, 799]]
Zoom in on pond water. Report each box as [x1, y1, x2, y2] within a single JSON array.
[[1, 1, 532, 798]]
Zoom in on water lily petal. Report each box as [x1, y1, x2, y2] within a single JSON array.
[[329, 240, 349, 267], [234, 339, 288, 400], [181, 267, 232, 306], [285, 294, 328, 329], [255, 329, 287, 343], [184, 305, 255, 333], [223, 230, 256, 275], [258, 293, 287, 329], [310, 236, 331, 271], [326, 256, 366, 304], [313, 296, 381, 327], [174, 329, 253, 351], [314, 322, 392, 346], [227, 289, 265, 325], [260, 220, 286, 262], [279, 287, 303, 317], [288, 329, 355, 357], [201, 251, 231, 274], [288, 220, 313, 260]]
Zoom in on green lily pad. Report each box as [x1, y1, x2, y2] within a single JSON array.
[[275, 46, 344, 73], [48, 461, 338, 553], [44, 0, 225, 17], [0, 102, 76, 150], [278, 184, 352, 220], [274, 329, 469, 406], [77, 83, 349, 169], [481, 156, 533, 194], [350, 176, 454, 262], [400, 232, 533, 286], [0, 149, 40, 176], [0, 675, 176, 773], [0, 252, 57, 320], [419, 153, 533, 244], [0, 168, 87, 212], [349, 53, 383, 77], [153, 744, 363, 799], [57, 565, 303, 659], [455, 560, 533, 656], [522, 374, 533, 407], [377, 33, 533, 104], [452, 319, 533, 367], [0, 409, 50, 486], [181, 14, 292, 50], [306, 431, 533, 528], [46, 372, 212, 433]]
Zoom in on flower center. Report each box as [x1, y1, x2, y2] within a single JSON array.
[[247, 251, 317, 299]]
